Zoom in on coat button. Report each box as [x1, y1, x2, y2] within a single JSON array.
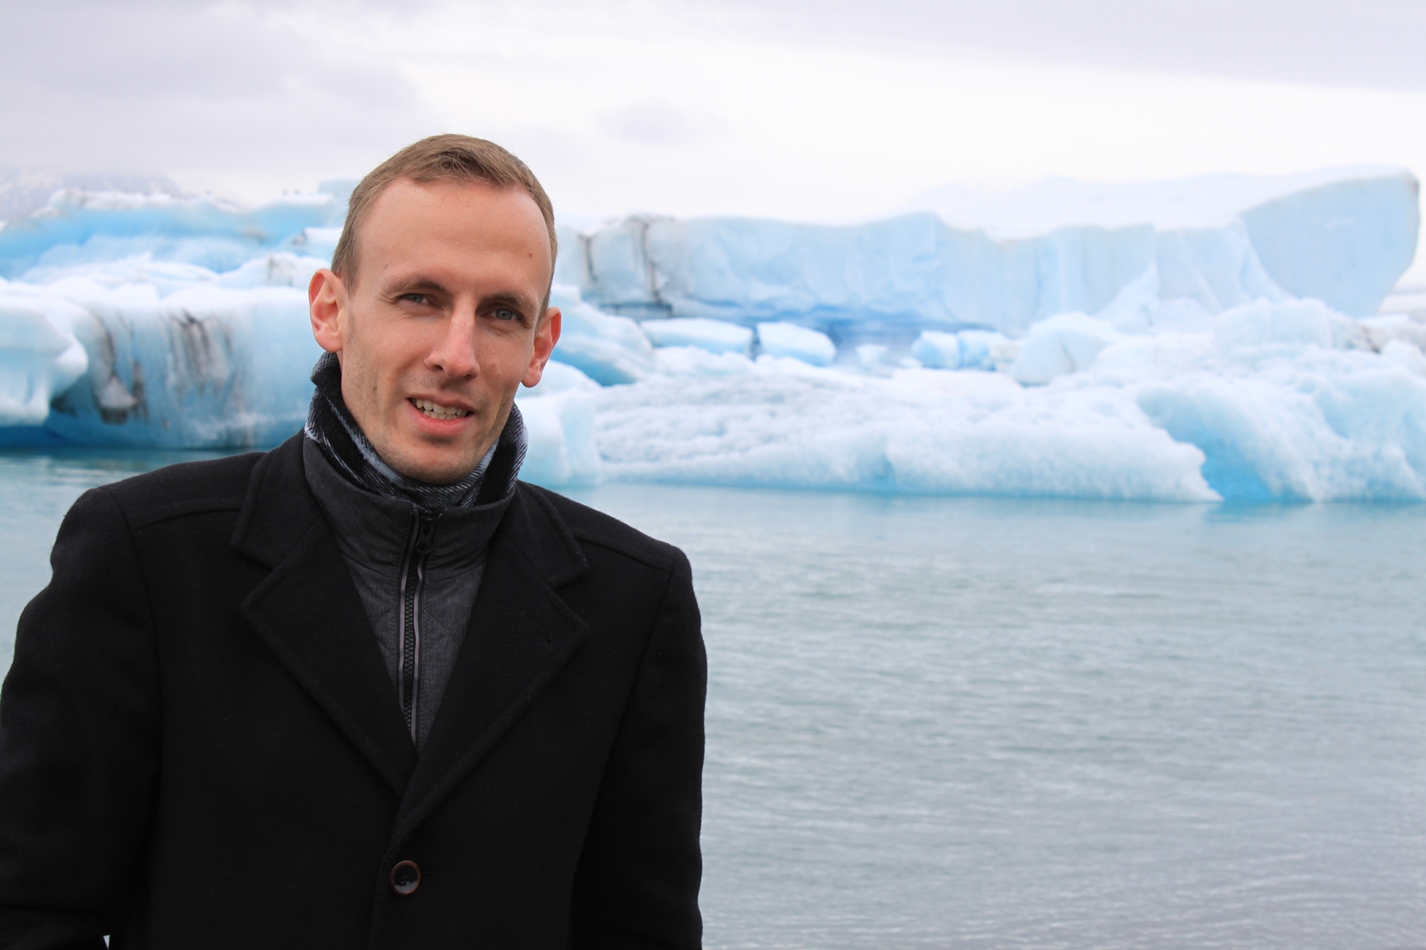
[[389, 860, 421, 896]]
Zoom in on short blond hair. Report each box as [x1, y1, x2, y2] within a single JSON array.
[[331, 134, 558, 298]]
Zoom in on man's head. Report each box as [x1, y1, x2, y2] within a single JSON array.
[[309, 134, 562, 485], [330, 134, 558, 304]]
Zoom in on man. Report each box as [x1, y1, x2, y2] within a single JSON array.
[[0, 135, 706, 949]]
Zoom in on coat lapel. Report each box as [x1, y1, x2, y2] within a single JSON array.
[[232, 436, 417, 793], [393, 485, 589, 836]]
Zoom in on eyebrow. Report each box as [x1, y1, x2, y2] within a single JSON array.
[[383, 276, 538, 316], [384, 275, 450, 299], [480, 291, 539, 316]]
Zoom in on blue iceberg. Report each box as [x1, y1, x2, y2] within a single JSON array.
[[0, 166, 1421, 501]]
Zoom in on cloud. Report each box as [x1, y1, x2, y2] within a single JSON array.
[[4, 0, 1424, 222], [0, 0, 443, 189], [693, 0, 1426, 93], [596, 99, 723, 147]]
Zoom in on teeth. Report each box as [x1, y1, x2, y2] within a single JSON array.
[[413, 399, 469, 421]]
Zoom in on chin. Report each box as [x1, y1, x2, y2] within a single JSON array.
[[434, 449, 497, 483], [407, 460, 478, 485], [378, 446, 475, 486]]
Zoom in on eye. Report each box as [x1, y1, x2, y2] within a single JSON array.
[[492, 306, 523, 322], [400, 292, 432, 306]]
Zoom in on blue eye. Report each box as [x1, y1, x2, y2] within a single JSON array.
[[400, 293, 431, 305], [493, 307, 521, 322]]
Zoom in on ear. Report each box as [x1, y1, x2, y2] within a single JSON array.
[[309, 268, 348, 354], [522, 307, 562, 388]]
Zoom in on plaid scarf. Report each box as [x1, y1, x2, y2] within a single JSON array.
[[304, 352, 526, 512]]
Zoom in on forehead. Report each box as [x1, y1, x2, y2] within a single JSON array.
[[356, 177, 553, 289]]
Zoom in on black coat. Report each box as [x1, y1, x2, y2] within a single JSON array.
[[0, 434, 706, 949]]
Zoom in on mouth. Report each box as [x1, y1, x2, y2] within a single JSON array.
[[410, 398, 471, 421]]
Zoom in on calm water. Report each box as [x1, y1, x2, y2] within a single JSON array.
[[3, 451, 1424, 948]]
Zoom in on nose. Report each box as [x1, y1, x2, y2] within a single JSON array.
[[425, 312, 479, 378]]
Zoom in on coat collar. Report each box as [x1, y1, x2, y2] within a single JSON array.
[[231, 434, 590, 808]]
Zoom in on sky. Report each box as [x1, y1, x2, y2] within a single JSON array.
[[2, 0, 1425, 229]]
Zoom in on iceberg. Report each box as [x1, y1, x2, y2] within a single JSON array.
[[0, 276, 322, 447], [545, 284, 655, 385], [0, 188, 346, 281], [0, 292, 87, 428], [755, 322, 836, 366], [910, 331, 960, 370], [590, 298, 1426, 502], [641, 317, 753, 355], [0, 166, 1421, 501], [561, 167, 1418, 341]]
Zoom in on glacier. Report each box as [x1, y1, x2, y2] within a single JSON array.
[[0, 166, 1421, 501]]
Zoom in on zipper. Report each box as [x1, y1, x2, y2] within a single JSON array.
[[397, 509, 438, 744]]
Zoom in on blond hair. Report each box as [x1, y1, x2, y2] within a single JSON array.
[[331, 134, 557, 298]]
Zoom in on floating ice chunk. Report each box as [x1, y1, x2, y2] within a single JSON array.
[[641, 317, 753, 355], [756, 322, 835, 366], [1007, 314, 1121, 385], [515, 390, 603, 486], [1137, 352, 1426, 501], [36, 284, 322, 447], [594, 363, 1216, 500], [548, 284, 655, 385], [0, 289, 88, 426], [910, 331, 960, 369], [1212, 298, 1361, 352], [1007, 329, 1108, 385], [955, 330, 1014, 371]]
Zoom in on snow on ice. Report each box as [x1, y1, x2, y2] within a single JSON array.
[[0, 166, 1420, 501]]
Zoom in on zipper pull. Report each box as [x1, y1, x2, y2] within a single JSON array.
[[414, 513, 437, 555]]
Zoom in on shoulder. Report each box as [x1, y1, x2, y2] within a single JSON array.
[[516, 482, 688, 576], [86, 449, 269, 532]]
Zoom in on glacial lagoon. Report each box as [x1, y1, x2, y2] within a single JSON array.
[[3, 449, 1422, 948]]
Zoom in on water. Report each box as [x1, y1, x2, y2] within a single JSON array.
[[4, 452, 1424, 948]]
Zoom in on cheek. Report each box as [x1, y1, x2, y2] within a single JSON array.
[[473, 329, 522, 372], [340, 344, 398, 418], [354, 330, 418, 389]]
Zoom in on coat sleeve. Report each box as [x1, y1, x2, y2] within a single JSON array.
[[570, 549, 707, 950], [0, 487, 161, 950]]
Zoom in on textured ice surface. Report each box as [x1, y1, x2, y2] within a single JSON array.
[[591, 298, 1426, 501], [0, 276, 322, 447], [562, 167, 1418, 338], [1, 168, 1421, 500]]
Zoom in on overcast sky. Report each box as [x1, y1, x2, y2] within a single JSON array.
[[3, 0, 1425, 223]]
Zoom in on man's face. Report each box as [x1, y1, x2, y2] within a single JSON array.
[[309, 178, 560, 484]]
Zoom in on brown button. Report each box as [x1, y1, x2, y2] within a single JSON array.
[[389, 860, 421, 896]]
